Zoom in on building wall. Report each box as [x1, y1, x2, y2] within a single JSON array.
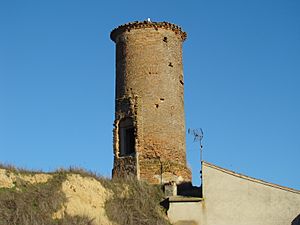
[[168, 200, 203, 225], [168, 162, 300, 225], [110, 22, 191, 184]]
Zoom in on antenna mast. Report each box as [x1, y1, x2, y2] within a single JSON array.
[[188, 128, 204, 162], [188, 128, 204, 175]]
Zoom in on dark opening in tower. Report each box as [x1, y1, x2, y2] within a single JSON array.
[[119, 118, 135, 156]]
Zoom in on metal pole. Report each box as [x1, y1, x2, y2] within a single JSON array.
[[200, 139, 203, 184]]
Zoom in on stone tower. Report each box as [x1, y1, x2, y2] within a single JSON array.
[[110, 21, 191, 184]]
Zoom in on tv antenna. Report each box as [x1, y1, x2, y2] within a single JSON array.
[[188, 128, 204, 163]]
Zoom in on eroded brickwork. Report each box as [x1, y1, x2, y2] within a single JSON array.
[[111, 21, 191, 184]]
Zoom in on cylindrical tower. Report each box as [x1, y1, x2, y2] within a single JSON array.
[[110, 21, 191, 184]]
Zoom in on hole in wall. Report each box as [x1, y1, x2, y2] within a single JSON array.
[[180, 80, 184, 85], [155, 104, 159, 108], [163, 37, 168, 43], [168, 62, 173, 67], [160, 98, 165, 102]]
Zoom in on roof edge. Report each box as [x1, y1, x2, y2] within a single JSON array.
[[202, 161, 300, 194], [110, 21, 187, 42], [168, 196, 203, 202]]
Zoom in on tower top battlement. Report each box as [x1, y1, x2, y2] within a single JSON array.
[[110, 21, 187, 42]]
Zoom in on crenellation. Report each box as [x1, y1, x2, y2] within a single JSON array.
[[110, 21, 187, 42]]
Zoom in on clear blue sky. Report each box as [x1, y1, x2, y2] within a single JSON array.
[[0, 0, 299, 189]]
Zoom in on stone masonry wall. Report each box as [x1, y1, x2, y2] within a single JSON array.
[[111, 21, 191, 184]]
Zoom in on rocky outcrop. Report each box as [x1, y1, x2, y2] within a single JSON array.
[[53, 174, 113, 225]]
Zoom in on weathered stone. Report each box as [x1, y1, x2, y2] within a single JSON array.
[[111, 21, 191, 184]]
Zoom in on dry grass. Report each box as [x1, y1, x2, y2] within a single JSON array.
[[0, 166, 170, 225], [59, 167, 171, 225], [104, 177, 170, 225], [0, 172, 63, 224], [0, 163, 43, 175], [0, 170, 93, 225]]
